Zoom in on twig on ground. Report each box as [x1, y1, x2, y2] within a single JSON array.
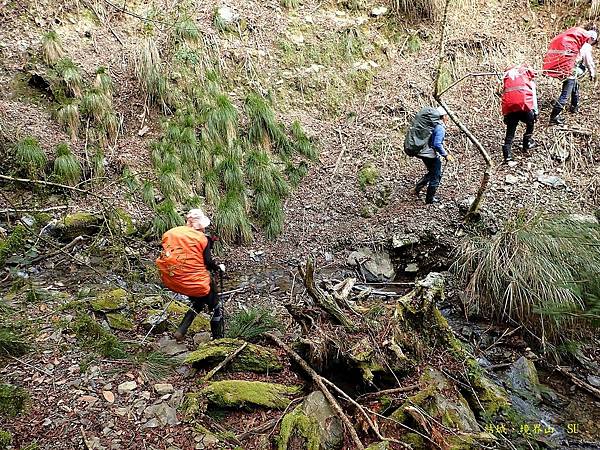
[[30, 235, 86, 264], [356, 384, 419, 401], [266, 332, 365, 450], [0, 206, 69, 214], [332, 127, 347, 180], [9, 355, 54, 377], [556, 366, 600, 400], [202, 342, 248, 382], [0, 174, 107, 200]]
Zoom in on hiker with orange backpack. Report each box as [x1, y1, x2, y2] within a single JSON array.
[[543, 24, 598, 125], [155, 209, 226, 341], [501, 65, 538, 164]]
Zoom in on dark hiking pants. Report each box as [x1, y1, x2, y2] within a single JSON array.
[[415, 156, 442, 203], [502, 110, 536, 160]]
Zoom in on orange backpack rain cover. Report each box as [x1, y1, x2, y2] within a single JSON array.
[[156, 226, 211, 297]]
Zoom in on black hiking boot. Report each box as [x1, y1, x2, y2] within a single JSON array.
[[174, 309, 196, 341], [550, 106, 564, 125], [569, 105, 579, 114]]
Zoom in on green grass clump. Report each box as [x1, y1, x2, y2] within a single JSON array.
[[93, 66, 113, 97], [141, 181, 155, 206], [134, 38, 167, 106], [0, 384, 29, 417], [152, 199, 184, 237], [15, 137, 47, 179], [226, 307, 280, 341], [158, 159, 187, 201], [215, 192, 252, 244], [81, 90, 112, 123], [41, 30, 64, 66], [57, 102, 80, 140], [91, 147, 105, 180], [56, 58, 83, 97], [358, 164, 379, 190], [0, 327, 28, 357], [174, 18, 200, 42], [280, 0, 299, 8], [407, 33, 422, 53], [71, 314, 127, 359], [52, 143, 81, 185], [0, 429, 12, 447], [0, 225, 28, 266], [132, 350, 177, 381], [454, 212, 600, 350]]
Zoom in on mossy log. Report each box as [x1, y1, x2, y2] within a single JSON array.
[[199, 380, 301, 409], [185, 338, 282, 373]]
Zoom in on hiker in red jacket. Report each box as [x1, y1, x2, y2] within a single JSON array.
[[543, 24, 598, 125], [501, 65, 538, 163]]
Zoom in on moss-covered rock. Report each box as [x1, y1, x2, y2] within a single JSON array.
[[391, 368, 480, 432], [56, 212, 102, 240], [0, 429, 12, 448], [185, 338, 282, 373], [278, 391, 343, 450], [0, 224, 28, 265], [106, 312, 135, 331], [200, 380, 300, 409], [366, 442, 389, 450], [0, 384, 29, 417], [90, 288, 129, 312], [108, 208, 137, 236]]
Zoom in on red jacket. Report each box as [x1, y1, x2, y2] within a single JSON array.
[[156, 226, 211, 297], [501, 65, 537, 116], [543, 27, 591, 79]]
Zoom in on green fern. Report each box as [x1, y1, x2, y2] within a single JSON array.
[[52, 143, 81, 185], [41, 31, 64, 66], [15, 137, 47, 179], [57, 102, 80, 140]]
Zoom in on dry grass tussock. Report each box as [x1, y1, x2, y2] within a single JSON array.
[[454, 212, 600, 352], [391, 0, 473, 20]]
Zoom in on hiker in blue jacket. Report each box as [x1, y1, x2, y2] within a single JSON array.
[[414, 107, 454, 204]]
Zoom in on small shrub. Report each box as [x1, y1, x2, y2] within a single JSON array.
[[0, 430, 12, 448], [81, 90, 112, 124], [14, 137, 47, 179], [52, 143, 81, 186], [132, 350, 177, 381], [226, 307, 280, 341], [358, 164, 379, 190], [41, 30, 64, 66]]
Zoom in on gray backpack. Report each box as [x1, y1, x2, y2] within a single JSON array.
[[404, 107, 442, 157]]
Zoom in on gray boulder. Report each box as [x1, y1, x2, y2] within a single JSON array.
[[347, 248, 395, 282]]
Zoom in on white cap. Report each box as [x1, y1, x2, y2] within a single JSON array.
[[186, 208, 210, 229], [587, 30, 598, 43], [436, 106, 448, 116]]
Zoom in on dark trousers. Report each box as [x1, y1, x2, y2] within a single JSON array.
[[502, 111, 535, 160], [177, 278, 224, 338], [415, 156, 442, 203], [555, 78, 579, 111]]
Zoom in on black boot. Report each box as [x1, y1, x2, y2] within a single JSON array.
[[210, 302, 225, 339], [522, 135, 536, 151], [174, 309, 196, 341], [549, 106, 564, 125], [502, 145, 513, 163], [425, 185, 439, 204]]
